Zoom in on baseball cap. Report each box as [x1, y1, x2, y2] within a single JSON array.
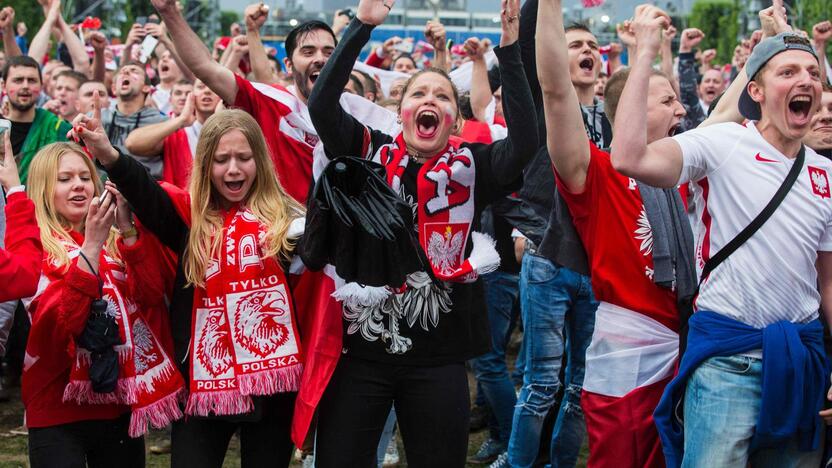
[[738, 32, 819, 121]]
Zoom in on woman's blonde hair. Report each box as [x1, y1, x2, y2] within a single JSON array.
[[184, 109, 304, 287], [27, 142, 119, 271]]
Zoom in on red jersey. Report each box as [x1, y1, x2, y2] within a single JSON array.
[[162, 124, 201, 190], [233, 75, 318, 203], [557, 143, 679, 331], [458, 119, 494, 144]]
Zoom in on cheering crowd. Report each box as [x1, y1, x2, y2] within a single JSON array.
[[1, 0, 832, 466]]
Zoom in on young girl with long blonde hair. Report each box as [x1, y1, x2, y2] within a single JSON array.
[[73, 106, 306, 468], [22, 142, 181, 468]]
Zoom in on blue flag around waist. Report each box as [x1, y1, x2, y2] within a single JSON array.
[[653, 310, 829, 468]]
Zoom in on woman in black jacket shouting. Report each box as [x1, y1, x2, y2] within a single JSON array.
[[306, 0, 537, 465]]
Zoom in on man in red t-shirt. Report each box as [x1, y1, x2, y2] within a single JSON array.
[[535, 1, 754, 466], [153, 0, 337, 203]]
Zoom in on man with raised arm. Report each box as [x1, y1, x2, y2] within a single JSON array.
[[536, 2, 694, 466], [125, 80, 221, 189], [151, 0, 338, 203], [609, 1, 832, 466], [502, 1, 607, 467]]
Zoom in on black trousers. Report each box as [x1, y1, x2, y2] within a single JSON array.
[[28, 413, 145, 468], [171, 392, 295, 468], [316, 356, 470, 468]]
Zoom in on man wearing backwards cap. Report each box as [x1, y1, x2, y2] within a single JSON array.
[[612, 2, 832, 465]]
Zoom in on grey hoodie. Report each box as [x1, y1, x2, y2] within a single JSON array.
[[100, 106, 168, 179]]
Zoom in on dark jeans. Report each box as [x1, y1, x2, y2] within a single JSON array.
[[171, 392, 295, 468], [28, 413, 145, 468], [472, 271, 520, 447], [316, 355, 470, 468]]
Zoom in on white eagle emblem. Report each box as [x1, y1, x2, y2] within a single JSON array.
[[427, 226, 464, 275], [634, 208, 654, 256], [813, 171, 828, 195]]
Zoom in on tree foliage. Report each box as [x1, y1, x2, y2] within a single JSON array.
[[688, 0, 740, 65], [4, 0, 45, 40], [220, 10, 240, 37]]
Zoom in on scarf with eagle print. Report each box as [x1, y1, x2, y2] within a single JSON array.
[[34, 235, 184, 438], [370, 132, 499, 284], [186, 206, 303, 417]]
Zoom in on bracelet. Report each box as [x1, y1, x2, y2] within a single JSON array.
[[120, 225, 138, 239]]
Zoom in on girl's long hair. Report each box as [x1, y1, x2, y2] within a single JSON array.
[[184, 109, 304, 287], [27, 142, 119, 271]]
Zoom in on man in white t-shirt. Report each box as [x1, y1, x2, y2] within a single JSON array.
[[611, 6, 832, 466]]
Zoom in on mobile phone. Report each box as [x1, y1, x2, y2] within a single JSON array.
[[339, 8, 354, 19], [139, 35, 159, 63], [393, 41, 413, 54], [98, 189, 111, 206], [136, 16, 148, 26], [0, 119, 10, 157], [147, 16, 160, 25]]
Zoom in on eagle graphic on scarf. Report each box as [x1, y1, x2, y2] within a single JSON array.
[[232, 289, 291, 358], [196, 308, 233, 378]]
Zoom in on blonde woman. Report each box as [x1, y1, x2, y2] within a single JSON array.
[[22, 142, 162, 468], [73, 105, 306, 468]]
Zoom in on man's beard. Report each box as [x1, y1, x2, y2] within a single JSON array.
[[293, 63, 323, 100], [9, 98, 35, 113], [293, 73, 311, 99]]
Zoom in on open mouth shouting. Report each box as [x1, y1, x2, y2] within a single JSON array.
[[416, 109, 440, 139], [224, 180, 246, 195], [788, 94, 813, 127], [579, 57, 595, 74], [667, 123, 681, 137]]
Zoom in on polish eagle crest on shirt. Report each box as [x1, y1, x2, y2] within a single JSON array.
[[809, 166, 830, 199]]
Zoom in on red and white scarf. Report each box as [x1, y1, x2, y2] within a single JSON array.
[[41, 237, 184, 437], [372, 132, 499, 284], [186, 206, 303, 417], [62, 247, 139, 406]]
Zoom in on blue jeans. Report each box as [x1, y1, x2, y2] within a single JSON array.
[[508, 254, 597, 468], [472, 271, 521, 447], [683, 355, 823, 468]]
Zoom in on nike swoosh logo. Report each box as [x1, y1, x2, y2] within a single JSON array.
[[755, 153, 779, 163]]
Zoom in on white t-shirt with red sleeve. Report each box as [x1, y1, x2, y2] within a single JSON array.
[[233, 75, 320, 204], [674, 121, 832, 328], [557, 142, 680, 331]]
